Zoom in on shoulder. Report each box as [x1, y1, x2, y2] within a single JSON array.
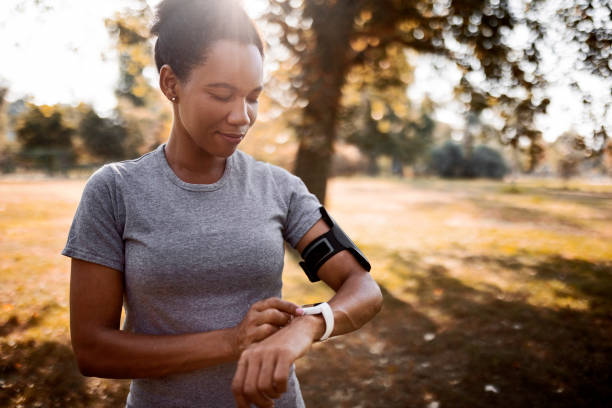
[[233, 149, 300, 185], [104, 147, 159, 180], [83, 147, 159, 197]]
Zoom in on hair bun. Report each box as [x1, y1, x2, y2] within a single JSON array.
[[150, 0, 263, 81], [151, 0, 198, 36]]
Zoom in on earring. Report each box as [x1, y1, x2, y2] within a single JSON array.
[[171, 96, 177, 102]]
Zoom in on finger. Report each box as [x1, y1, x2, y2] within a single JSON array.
[[232, 356, 250, 408], [257, 309, 293, 327], [252, 324, 280, 343], [272, 351, 291, 395], [257, 352, 281, 400], [257, 298, 302, 315], [243, 354, 273, 408]]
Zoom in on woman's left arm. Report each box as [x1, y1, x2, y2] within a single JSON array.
[[232, 218, 383, 408]]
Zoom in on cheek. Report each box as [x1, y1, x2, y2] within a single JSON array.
[[248, 104, 258, 124], [185, 99, 228, 128]]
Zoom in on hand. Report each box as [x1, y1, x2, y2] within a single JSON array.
[[233, 297, 303, 355], [231, 315, 323, 408]]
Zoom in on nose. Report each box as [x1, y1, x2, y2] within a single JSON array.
[[227, 98, 252, 127]]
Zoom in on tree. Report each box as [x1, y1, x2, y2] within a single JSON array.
[[78, 108, 134, 161], [0, 86, 7, 142], [342, 98, 435, 176], [16, 104, 75, 173], [428, 141, 508, 179], [105, 1, 170, 153], [465, 145, 508, 179], [105, 2, 156, 108], [264, 0, 610, 202], [428, 141, 465, 178]]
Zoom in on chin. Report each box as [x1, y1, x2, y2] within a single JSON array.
[[204, 143, 240, 159]]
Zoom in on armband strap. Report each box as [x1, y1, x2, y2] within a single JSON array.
[[299, 207, 371, 282]]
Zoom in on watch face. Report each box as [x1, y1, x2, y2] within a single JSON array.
[[301, 302, 322, 308]]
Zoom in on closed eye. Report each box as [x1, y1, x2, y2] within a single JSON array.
[[210, 93, 233, 102], [247, 90, 262, 104]]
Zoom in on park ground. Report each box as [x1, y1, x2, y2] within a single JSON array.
[[1, 176, 611, 407]]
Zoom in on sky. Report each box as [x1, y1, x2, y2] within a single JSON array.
[[0, 0, 267, 115], [0, 0, 609, 143]]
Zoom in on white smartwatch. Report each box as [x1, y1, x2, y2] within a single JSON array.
[[301, 302, 334, 341]]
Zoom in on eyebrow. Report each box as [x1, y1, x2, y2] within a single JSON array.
[[205, 82, 263, 93]]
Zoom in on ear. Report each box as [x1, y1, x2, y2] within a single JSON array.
[[159, 64, 179, 102]]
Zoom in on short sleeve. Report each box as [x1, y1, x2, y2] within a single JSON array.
[[281, 173, 322, 248], [61, 165, 125, 272]]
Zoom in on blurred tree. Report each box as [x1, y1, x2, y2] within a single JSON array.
[[338, 44, 434, 176], [265, 0, 611, 202], [459, 78, 549, 173], [105, 0, 170, 154], [465, 145, 508, 179], [551, 129, 610, 183], [78, 108, 135, 162], [15, 104, 75, 174], [428, 141, 507, 179], [559, 0, 611, 162], [105, 3, 156, 108], [342, 98, 435, 176], [0, 86, 7, 144], [428, 141, 465, 178], [0, 86, 17, 173]]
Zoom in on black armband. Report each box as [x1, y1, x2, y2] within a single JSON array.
[[299, 207, 371, 282]]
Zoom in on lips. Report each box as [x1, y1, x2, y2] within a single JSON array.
[[217, 131, 244, 144]]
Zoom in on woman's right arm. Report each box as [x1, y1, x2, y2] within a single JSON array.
[[70, 258, 300, 379]]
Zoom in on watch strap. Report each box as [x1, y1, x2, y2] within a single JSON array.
[[301, 302, 334, 341]]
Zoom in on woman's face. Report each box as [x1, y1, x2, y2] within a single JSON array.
[[175, 39, 263, 158]]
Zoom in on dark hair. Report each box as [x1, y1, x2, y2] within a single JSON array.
[[151, 0, 264, 82]]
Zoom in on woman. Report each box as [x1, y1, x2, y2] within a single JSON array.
[[63, 0, 382, 407]]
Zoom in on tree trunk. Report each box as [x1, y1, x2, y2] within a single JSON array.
[[292, 1, 361, 204], [294, 131, 334, 204], [366, 152, 379, 176], [391, 155, 404, 177]]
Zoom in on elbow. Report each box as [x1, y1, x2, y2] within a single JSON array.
[[344, 275, 384, 331], [371, 280, 383, 316], [367, 278, 383, 320], [73, 347, 98, 377], [71, 333, 110, 378]]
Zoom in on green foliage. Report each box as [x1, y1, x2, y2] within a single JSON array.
[[0, 145, 17, 174], [428, 142, 508, 179], [104, 1, 170, 156], [78, 109, 135, 162], [342, 99, 435, 175], [466, 145, 509, 179], [264, 0, 611, 201], [15, 104, 75, 173], [105, 2, 155, 108], [428, 141, 465, 178]]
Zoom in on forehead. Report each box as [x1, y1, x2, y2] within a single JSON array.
[[187, 40, 263, 90]]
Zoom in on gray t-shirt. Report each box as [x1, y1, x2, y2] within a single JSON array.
[[62, 143, 321, 407]]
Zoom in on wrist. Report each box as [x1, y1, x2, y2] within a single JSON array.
[[292, 314, 326, 342], [225, 326, 241, 358]]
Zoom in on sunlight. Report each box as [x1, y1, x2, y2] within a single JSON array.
[[241, 0, 271, 19]]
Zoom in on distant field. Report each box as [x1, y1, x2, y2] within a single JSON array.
[[1, 176, 611, 407]]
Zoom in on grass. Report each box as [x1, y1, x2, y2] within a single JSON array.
[[1, 176, 611, 407]]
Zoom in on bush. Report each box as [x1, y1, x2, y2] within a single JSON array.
[[428, 142, 508, 179], [465, 145, 508, 179], [428, 142, 465, 178], [0, 145, 17, 173]]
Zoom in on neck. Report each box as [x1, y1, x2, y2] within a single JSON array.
[[165, 128, 227, 185]]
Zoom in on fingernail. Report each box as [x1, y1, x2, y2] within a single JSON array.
[[296, 308, 304, 315]]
